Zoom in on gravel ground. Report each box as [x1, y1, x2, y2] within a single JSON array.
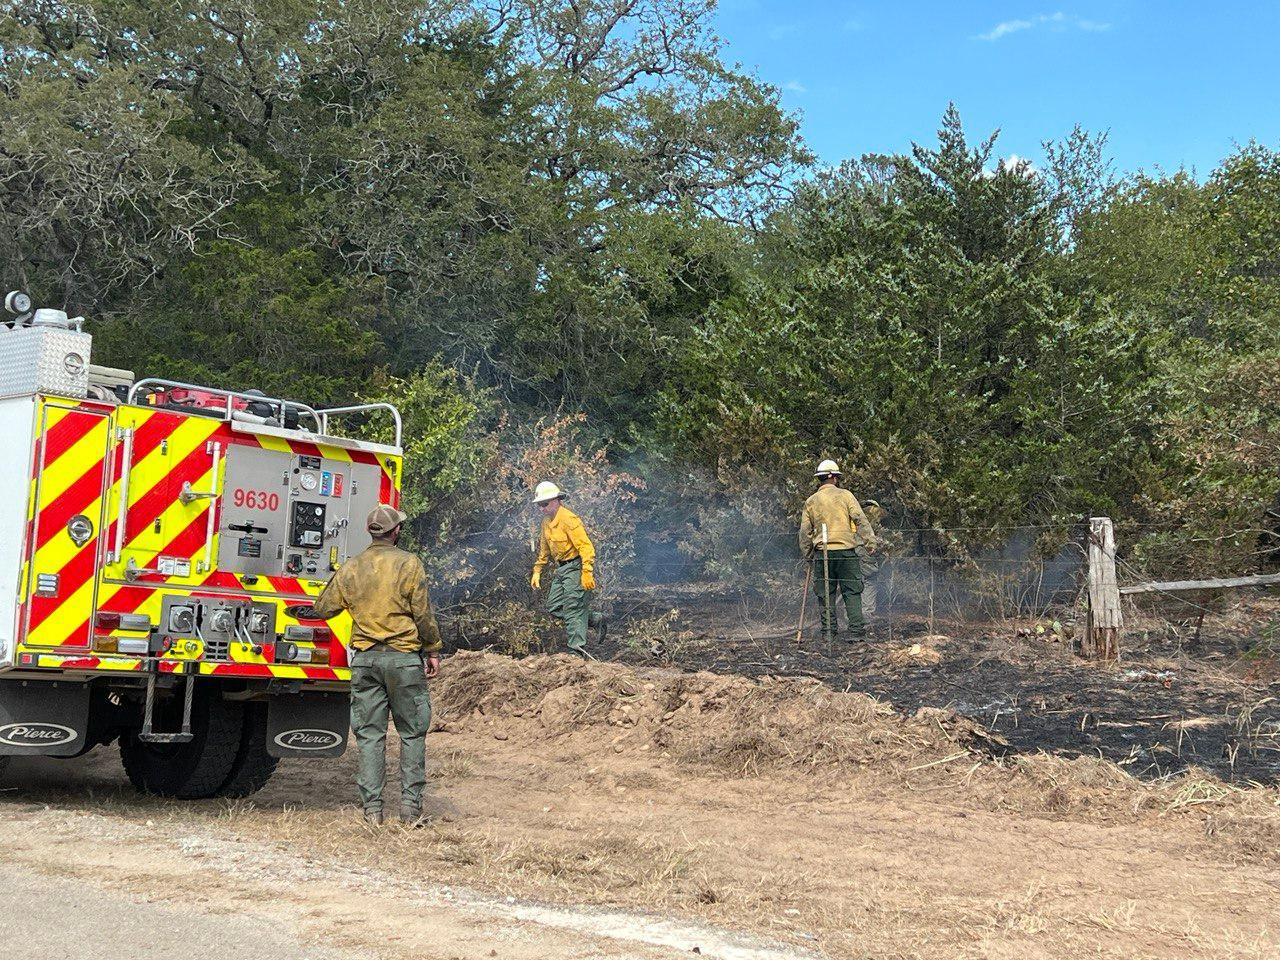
[[0, 859, 362, 960]]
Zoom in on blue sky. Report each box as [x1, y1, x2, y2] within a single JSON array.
[[712, 1, 1280, 177]]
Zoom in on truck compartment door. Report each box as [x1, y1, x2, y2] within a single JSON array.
[[0, 396, 38, 671], [24, 404, 112, 650], [105, 407, 224, 586]]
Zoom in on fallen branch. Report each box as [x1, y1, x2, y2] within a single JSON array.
[[906, 751, 970, 772], [1120, 573, 1280, 596]]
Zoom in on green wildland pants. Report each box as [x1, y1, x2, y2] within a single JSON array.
[[813, 548, 865, 638], [856, 545, 879, 618], [349, 646, 433, 814], [546, 557, 590, 653]]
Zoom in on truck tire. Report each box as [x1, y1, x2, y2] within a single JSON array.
[[120, 692, 244, 799], [216, 702, 278, 798], [0, 756, 10, 783]]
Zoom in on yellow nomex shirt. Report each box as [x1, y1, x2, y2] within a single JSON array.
[[533, 506, 596, 577], [799, 485, 878, 552], [312, 541, 443, 653]]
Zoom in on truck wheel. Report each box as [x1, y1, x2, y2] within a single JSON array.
[[216, 702, 279, 798], [0, 756, 10, 783], [120, 693, 244, 799]]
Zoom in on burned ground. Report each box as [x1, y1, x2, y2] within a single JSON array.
[[455, 587, 1280, 785]]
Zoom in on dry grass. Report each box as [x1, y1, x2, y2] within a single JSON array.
[[432, 652, 1280, 867], [427, 747, 474, 782], [481, 829, 704, 897], [434, 651, 1007, 779], [887, 638, 946, 667], [14, 649, 1280, 960]]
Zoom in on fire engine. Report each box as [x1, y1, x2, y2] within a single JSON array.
[[0, 292, 403, 798]]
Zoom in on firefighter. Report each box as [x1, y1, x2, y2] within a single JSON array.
[[308, 503, 442, 826], [530, 481, 603, 657], [799, 460, 878, 642], [859, 499, 885, 619]]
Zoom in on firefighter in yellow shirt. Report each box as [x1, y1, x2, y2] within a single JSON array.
[[799, 460, 878, 642], [530, 482, 603, 656]]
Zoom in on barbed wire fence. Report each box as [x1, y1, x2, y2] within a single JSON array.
[[436, 512, 1280, 659]]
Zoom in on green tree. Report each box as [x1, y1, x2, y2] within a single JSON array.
[[361, 363, 497, 558], [661, 107, 1158, 546], [2, 0, 803, 426], [1078, 144, 1280, 573]]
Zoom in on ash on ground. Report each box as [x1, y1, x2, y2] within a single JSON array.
[[578, 590, 1280, 784]]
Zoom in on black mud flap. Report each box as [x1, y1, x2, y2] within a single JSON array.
[[266, 691, 349, 758], [0, 680, 90, 756]]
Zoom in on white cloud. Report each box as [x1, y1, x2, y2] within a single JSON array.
[[768, 23, 800, 41], [842, 17, 862, 31], [979, 18, 1033, 41], [981, 154, 1038, 179], [1003, 154, 1038, 176], [976, 11, 1112, 42], [782, 80, 808, 94]]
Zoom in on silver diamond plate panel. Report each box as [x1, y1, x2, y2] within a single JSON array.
[[0, 326, 92, 399]]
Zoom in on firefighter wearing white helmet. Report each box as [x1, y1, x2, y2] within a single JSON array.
[[799, 459, 878, 641], [310, 502, 442, 826], [530, 481, 604, 656]]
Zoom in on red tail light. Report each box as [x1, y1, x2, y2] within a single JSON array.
[[94, 612, 152, 632]]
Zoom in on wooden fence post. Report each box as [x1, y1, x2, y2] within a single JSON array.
[[1086, 517, 1123, 660]]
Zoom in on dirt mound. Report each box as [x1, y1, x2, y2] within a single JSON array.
[[434, 651, 1006, 776], [432, 652, 1280, 865]]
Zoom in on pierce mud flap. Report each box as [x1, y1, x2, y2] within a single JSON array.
[[0, 680, 89, 756], [266, 691, 349, 758]]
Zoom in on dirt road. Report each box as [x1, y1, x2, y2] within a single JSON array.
[[0, 859, 360, 960], [3, 652, 1280, 959], [0, 750, 814, 960]]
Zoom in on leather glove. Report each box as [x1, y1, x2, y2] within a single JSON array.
[[530, 569, 542, 590], [581, 569, 596, 591]]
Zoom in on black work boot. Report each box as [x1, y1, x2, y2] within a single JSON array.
[[399, 805, 423, 827], [589, 612, 607, 645]]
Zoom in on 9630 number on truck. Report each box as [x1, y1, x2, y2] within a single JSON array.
[[0, 292, 403, 798]]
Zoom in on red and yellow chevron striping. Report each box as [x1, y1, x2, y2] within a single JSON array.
[[25, 402, 113, 649], [16, 395, 397, 683]]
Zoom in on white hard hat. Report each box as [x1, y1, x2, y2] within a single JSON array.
[[532, 480, 564, 504], [815, 459, 841, 477]]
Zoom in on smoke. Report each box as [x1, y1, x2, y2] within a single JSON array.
[[405, 411, 1086, 629], [874, 528, 1086, 620]]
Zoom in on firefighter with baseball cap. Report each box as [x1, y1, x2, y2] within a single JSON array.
[[309, 502, 442, 826], [799, 459, 878, 642], [530, 481, 603, 656]]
